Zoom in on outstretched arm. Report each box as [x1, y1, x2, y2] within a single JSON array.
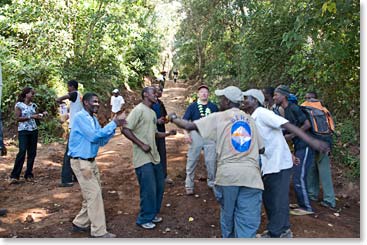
[[281, 122, 330, 153], [167, 113, 198, 131]]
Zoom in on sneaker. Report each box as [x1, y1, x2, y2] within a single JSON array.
[[289, 203, 299, 209], [72, 223, 89, 232], [152, 216, 163, 223], [280, 229, 293, 238], [165, 177, 173, 184], [139, 222, 156, 229], [186, 188, 194, 195], [256, 230, 271, 238], [320, 201, 336, 211], [289, 208, 314, 216], [9, 178, 19, 185], [59, 182, 74, 187], [0, 208, 8, 217], [25, 177, 35, 182], [91, 232, 116, 238]]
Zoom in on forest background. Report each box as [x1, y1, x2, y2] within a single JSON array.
[[0, 0, 360, 178]]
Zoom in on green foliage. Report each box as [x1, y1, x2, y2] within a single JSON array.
[[0, 0, 164, 143]]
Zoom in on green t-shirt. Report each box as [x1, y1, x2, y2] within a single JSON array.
[[125, 103, 160, 168], [195, 108, 264, 190]]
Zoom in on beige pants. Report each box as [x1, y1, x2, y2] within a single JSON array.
[[71, 159, 107, 237]]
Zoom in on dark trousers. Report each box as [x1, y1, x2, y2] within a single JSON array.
[[61, 137, 76, 183], [263, 167, 292, 237], [156, 137, 167, 178], [10, 130, 38, 179], [135, 162, 165, 225], [293, 147, 314, 211]]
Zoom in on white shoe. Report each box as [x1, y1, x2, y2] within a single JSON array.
[[140, 222, 156, 229], [152, 216, 163, 223]]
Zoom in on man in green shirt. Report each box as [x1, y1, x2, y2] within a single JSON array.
[[122, 86, 176, 230]]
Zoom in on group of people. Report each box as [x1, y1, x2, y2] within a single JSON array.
[[6, 80, 336, 239]]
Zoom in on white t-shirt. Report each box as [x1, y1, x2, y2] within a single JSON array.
[[69, 91, 83, 129], [251, 107, 293, 175], [110, 95, 125, 113]]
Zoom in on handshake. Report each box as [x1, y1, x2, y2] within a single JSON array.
[[166, 113, 178, 123]]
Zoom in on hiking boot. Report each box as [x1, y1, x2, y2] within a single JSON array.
[[320, 201, 336, 211], [280, 229, 293, 238], [139, 222, 156, 229], [152, 216, 163, 223], [289, 208, 314, 216], [91, 232, 116, 238], [59, 182, 74, 187], [186, 188, 194, 195], [72, 223, 89, 232]]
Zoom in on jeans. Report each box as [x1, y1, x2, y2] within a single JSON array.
[[262, 167, 292, 237], [135, 162, 165, 225], [214, 185, 262, 238], [155, 137, 167, 178], [10, 130, 38, 179], [185, 130, 216, 189], [307, 152, 336, 207], [61, 136, 76, 183], [293, 147, 314, 212], [0, 113, 4, 149]]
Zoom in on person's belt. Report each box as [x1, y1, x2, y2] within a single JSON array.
[[70, 157, 95, 162]]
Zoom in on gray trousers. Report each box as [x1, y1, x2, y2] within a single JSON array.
[[185, 130, 216, 190]]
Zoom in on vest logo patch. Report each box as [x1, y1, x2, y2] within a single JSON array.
[[231, 121, 252, 152]]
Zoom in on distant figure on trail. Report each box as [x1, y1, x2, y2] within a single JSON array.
[[10, 87, 47, 184], [182, 85, 218, 195], [158, 71, 167, 88], [168, 86, 264, 238], [110, 88, 125, 120], [152, 85, 173, 184], [121, 86, 176, 230], [302, 91, 336, 210], [173, 69, 178, 83], [56, 80, 83, 188], [68, 92, 126, 238]]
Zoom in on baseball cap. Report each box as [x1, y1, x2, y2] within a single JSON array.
[[215, 86, 244, 103], [242, 89, 265, 105], [198, 85, 209, 91], [112, 89, 119, 93]]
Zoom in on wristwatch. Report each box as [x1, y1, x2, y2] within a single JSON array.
[[170, 114, 178, 122]]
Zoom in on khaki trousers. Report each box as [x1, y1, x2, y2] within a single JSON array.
[[71, 159, 107, 237]]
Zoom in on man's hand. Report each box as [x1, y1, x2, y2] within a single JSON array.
[[114, 112, 127, 127], [157, 117, 166, 125], [140, 143, 151, 153], [292, 154, 300, 165], [184, 135, 192, 144], [167, 113, 178, 123]]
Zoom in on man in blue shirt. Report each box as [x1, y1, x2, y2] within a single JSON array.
[[183, 85, 218, 195], [68, 92, 126, 238]]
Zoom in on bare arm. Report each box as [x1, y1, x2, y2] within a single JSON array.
[[156, 129, 177, 139], [281, 122, 330, 153], [285, 119, 311, 141], [15, 107, 42, 122], [56, 94, 70, 103], [169, 116, 198, 131], [121, 127, 151, 152]]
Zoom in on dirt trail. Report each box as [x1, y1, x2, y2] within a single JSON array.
[[0, 79, 360, 238]]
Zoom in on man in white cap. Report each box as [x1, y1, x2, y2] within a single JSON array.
[[110, 88, 125, 120], [241, 89, 330, 238], [168, 86, 264, 238]]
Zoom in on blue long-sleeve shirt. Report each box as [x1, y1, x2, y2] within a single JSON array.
[[68, 109, 117, 159]]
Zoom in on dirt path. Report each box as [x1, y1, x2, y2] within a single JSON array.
[[0, 80, 360, 238]]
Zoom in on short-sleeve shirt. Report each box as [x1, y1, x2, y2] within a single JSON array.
[[183, 101, 218, 121], [15, 102, 38, 132], [152, 99, 167, 132], [194, 108, 264, 190], [125, 103, 160, 168], [284, 103, 310, 150], [110, 95, 125, 113], [251, 107, 293, 175], [68, 91, 83, 129]]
